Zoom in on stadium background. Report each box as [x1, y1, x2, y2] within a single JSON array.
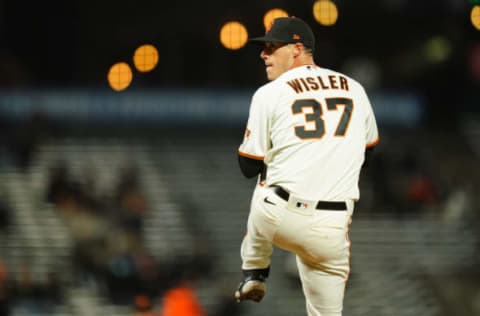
[[0, 0, 479, 315]]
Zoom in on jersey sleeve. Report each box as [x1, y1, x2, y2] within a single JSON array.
[[238, 88, 270, 160], [363, 89, 379, 148]]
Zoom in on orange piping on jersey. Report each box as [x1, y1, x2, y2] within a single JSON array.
[[238, 150, 264, 160], [366, 137, 380, 148]]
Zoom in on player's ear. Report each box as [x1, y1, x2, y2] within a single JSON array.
[[292, 43, 302, 57]]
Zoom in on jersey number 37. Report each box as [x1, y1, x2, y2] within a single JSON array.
[[292, 97, 353, 139]]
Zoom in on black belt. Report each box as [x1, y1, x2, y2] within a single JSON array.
[[271, 186, 347, 211]]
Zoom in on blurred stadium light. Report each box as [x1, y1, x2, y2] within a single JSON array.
[[263, 8, 289, 30], [107, 62, 133, 92], [423, 36, 452, 64], [219, 21, 248, 50], [471, 5, 480, 30], [133, 44, 159, 73], [312, 0, 339, 26]]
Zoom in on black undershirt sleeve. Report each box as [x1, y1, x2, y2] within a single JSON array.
[[363, 147, 375, 169], [238, 155, 264, 178]]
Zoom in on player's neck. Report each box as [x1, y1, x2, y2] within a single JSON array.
[[291, 53, 315, 68]]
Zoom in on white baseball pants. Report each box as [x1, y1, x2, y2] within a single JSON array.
[[241, 185, 354, 316]]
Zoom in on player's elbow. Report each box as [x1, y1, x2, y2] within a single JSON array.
[[240, 169, 259, 179], [238, 155, 264, 178]]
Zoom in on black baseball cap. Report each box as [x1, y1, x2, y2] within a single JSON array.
[[250, 17, 315, 50]]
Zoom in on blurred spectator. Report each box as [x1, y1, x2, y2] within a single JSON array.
[[103, 246, 165, 304], [46, 162, 80, 207], [45, 162, 111, 282], [114, 164, 148, 238], [73, 164, 104, 212], [115, 164, 141, 199], [68, 207, 111, 280], [119, 187, 148, 237], [46, 161, 101, 212], [132, 251, 161, 297], [104, 253, 139, 304], [45, 160, 166, 305]]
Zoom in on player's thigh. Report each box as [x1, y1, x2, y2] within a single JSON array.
[[304, 211, 351, 263], [248, 185, 284, 241], [296, 255, 346, 316]]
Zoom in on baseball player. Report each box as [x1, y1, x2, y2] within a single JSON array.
[[234, 17, 379, 316]]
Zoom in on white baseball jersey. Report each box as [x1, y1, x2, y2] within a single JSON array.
[[239, 65, 379, 201]]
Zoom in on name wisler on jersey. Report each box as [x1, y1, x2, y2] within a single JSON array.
[[286, 74, 350, 93]]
